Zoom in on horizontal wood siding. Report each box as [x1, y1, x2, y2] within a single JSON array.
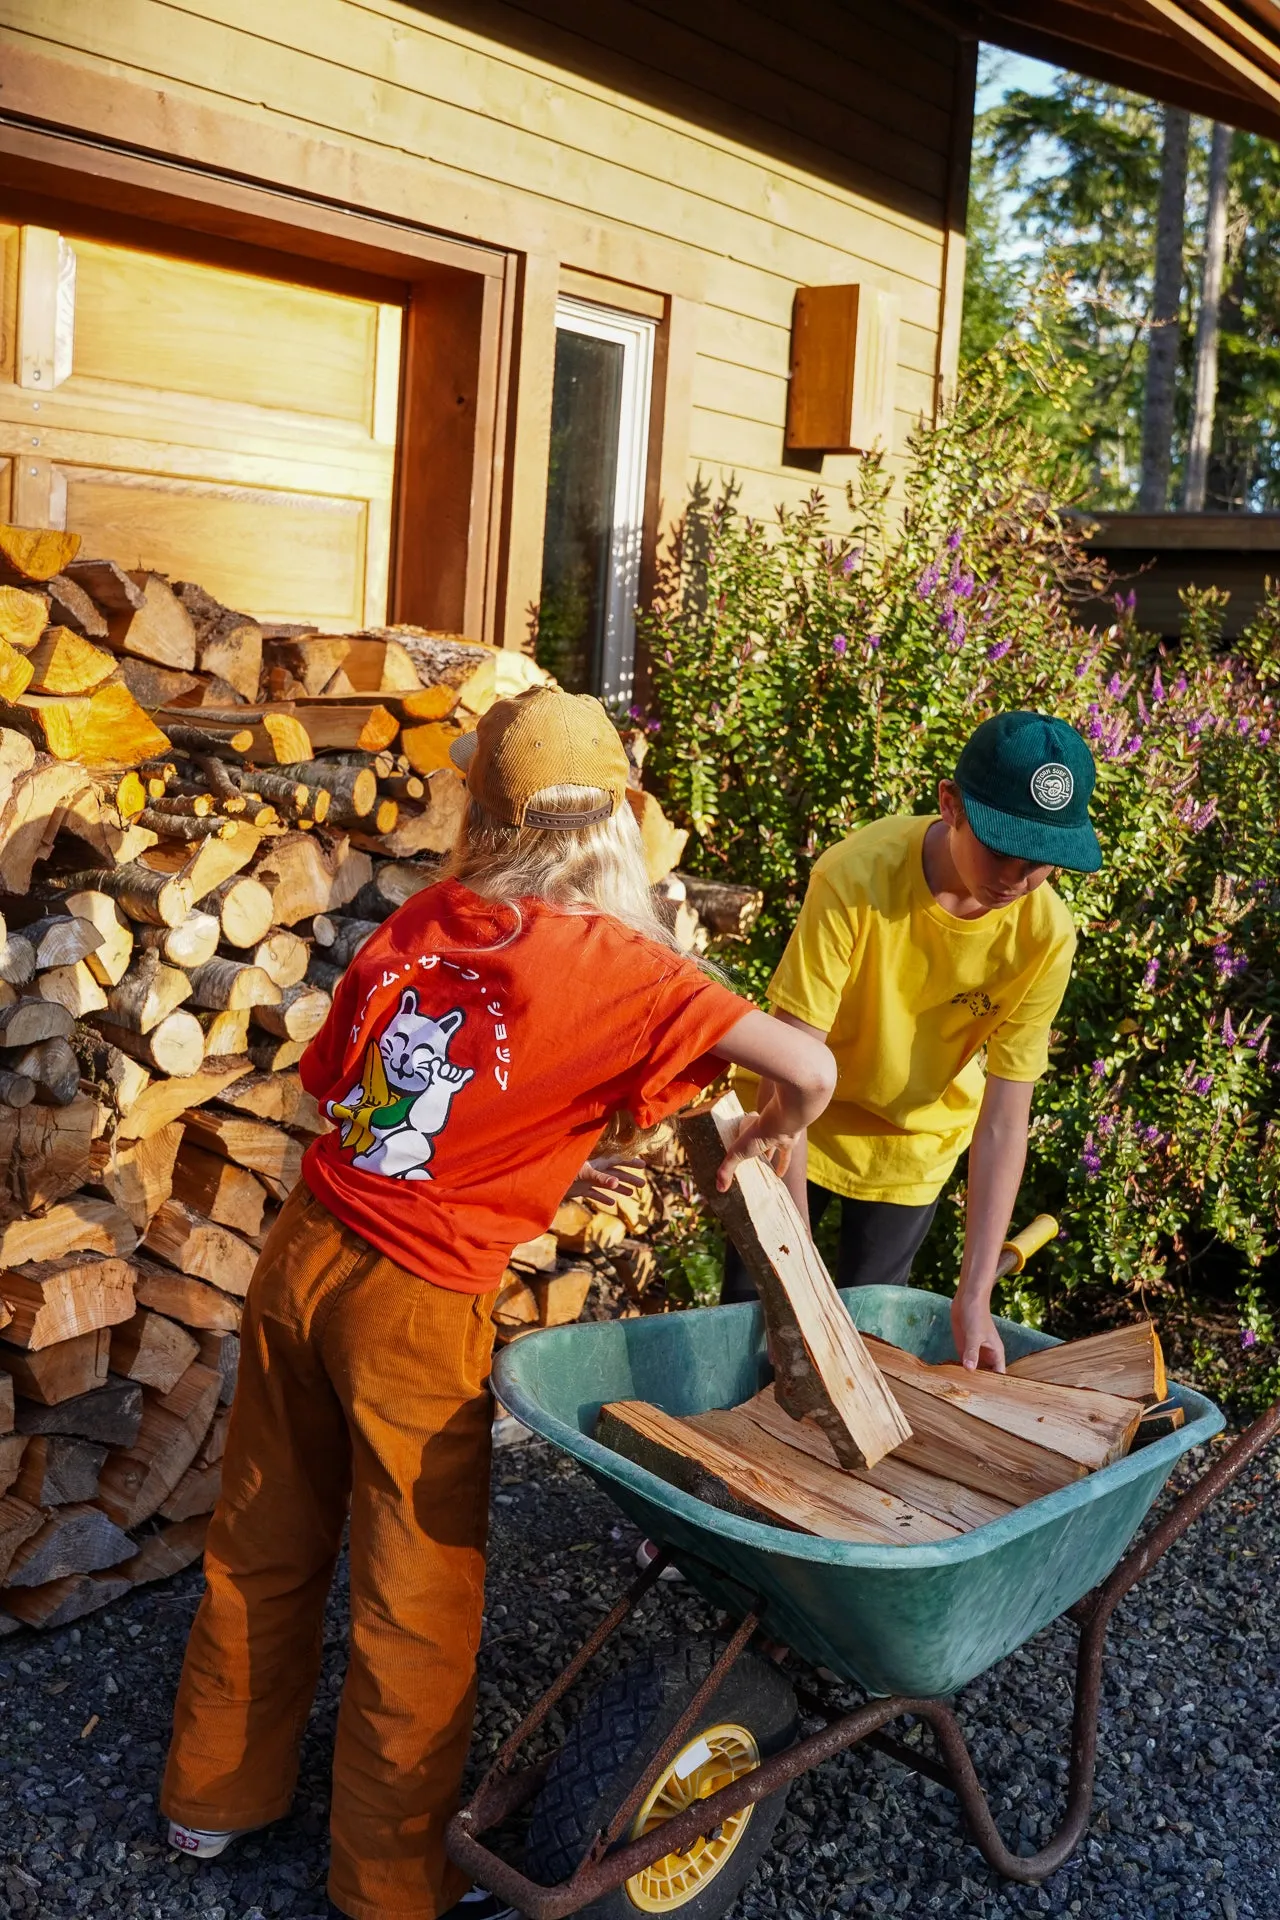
[[1, 0, 959, 531]]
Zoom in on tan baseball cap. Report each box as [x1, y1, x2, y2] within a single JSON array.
[[449, 686, 630, 828]]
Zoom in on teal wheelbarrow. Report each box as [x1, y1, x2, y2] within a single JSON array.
[[447, 1287, 1278, 1920]]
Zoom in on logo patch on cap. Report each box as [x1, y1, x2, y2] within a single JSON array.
[[1030, 762, 1073, 812]]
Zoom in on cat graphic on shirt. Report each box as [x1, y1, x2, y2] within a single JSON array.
[[327, 988, 475, 1180]]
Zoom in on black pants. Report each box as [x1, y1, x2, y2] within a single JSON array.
[[720, 1180, 938, 1302]]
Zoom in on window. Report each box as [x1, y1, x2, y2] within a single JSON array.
[[536, 297, 655, 707]]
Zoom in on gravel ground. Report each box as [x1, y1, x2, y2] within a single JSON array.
[[0, 1424, 1274, 1920]]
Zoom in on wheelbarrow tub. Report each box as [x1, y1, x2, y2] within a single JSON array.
[[493, 1287, 1223, 1699]]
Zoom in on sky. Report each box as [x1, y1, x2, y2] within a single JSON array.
[[975, 48, 1060, 115]]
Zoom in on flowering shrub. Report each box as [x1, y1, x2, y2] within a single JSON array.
[[641, 335, 1280, 1407]]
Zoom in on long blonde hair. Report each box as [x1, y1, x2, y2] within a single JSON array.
[[444, 784, 702, 1150], [445, 784, 682, 952]]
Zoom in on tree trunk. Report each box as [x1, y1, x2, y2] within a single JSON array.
[[1183, 120, 1232, 511], [1138, 105, 1190, 512]]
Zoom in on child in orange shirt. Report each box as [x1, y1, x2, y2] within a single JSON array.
[[160, 687, 835, 1920]]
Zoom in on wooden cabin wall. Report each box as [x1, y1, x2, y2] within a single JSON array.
[[0, 0, 969, 561]]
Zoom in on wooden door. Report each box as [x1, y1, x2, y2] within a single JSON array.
[[0, 223, 402, 628]]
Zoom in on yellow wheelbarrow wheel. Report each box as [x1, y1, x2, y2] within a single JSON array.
[[625, 1723, 761, 1912], [524, 1642, 797, 1920]]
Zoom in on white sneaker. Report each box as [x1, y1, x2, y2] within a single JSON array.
[[167, 1820, 257, 1859], [635, 1538, 684, 1582]]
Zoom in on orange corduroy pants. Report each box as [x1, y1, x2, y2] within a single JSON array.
[[161, 1180, 497, 1920]]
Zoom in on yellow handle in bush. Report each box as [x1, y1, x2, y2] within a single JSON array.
[[996, 1213, 1060, 1278]]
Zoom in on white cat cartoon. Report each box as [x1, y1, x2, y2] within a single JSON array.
[[328, 989, 475, 1180]]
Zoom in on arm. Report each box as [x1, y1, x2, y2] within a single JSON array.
[[740, 1009, 828, 1214], [709, 1008, 836, 1194], [951, 1074, 1035, 1372]]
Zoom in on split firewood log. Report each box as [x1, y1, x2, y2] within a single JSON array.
[[93, 1010, 205, 1078], [132, 1257, 243, 1332], [134, 912, 220, 970], [37, 960, 107, 1019], [86, 1119, 183, 1232], [204, 875, 274, 949], [253, 982, 329, 1043], [174, 582, 263, 702], [178, 1107, 303, 1201], [0, 1089, 96, 1216], [250, 929, 309, 988], [14, 1435, 108, 1507], [110, 1308, 200, 1395], [196, 1327, 239, 1405], [2, 1501, 135, 1587], [0, 1328, 110, 1407], [95, 1360, 221, 1530], [15, 1378, 146, 1449], [104, 572, 197, 670], [63, 891, 134, 987], [105, 953, 193, 1034], [312, 914, 379, 968], [24, 626, 116, 693], [9, 1035, 81, 1105], [114, 1058, 252, 1142], [55, 862, 194, 928], [185, 958, 281, 1012], [141, 1199, 258, 1296], [119, 1513, 210, 1586], [171, 1143, 266, 1238], [0, 585, 49, 649], [0, 1251, 136, 1349], [196, 1009, 251, 1056], [63, 556, 144, 613], [0, 524, 81, 582]]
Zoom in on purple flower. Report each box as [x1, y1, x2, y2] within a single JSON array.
[[951, 569, 976, 599], [628, 704, 644, 721], [1075, 658, 1090, 678], [832, 633, 848, 658], [1152, 666, 1165, 704], [841, 552, 857, 576], [947, 528, 962, 551], [1143, 956, 1161, 989], [1091, 1059, 1107, 1079], [1080, 1143, 1102, 1179], [1142, 1124, 1165, 1146], [1193, 1073, 1215, 1097], [1260, 728, 1272, 744], [1192, 799, 1217, 831], [917, 561, 941, 598], [1186, 717, 1202, 738], [1175, 674, 1188, 694], [1238, 715, 1251, 737], [646, 718, 661, 735], [1097, 1113, 1117, 1137], [948, 616, 967, 651], [1240, 1329, 1258, 1351], [866, 632, 883, 652], [1223, 1009, 1237, 1048], [1107, 673, 1123, 698], [1087, 717, 1104, 740], [1126, 735, 1142, 754], [1214, 944, 1246, 979], [987, 638, 1012, 662]]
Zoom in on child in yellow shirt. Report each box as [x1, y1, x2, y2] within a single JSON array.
[[725, 711, 1100, 1372]]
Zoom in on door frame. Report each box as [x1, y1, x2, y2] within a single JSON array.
[[0, 114, 515, 642]]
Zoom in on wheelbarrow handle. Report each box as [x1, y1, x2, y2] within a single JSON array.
[[995, 1212, 1059, 1278]]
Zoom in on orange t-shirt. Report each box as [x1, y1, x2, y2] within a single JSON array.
[[299, 878, 750, 1291]]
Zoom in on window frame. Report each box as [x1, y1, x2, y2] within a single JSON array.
[[551, 294, 656, 706]]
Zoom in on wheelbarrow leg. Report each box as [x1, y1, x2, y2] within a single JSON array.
[[918, 1399, 1280, 1885]]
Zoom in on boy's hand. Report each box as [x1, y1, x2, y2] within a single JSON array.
[[951, 1288, 1006, 1373], [715, 1111, 798, 1191]]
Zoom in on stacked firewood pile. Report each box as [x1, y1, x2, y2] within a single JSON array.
[[0, 522, 760, 1631]]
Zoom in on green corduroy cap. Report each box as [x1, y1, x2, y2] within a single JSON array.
[[955, 712, 1102, 873]]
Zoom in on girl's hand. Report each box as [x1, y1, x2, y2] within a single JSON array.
[[564, 1158, 647, 1204], [714, 1111, 798, 1192]]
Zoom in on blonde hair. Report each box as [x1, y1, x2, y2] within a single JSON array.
[[444, 784, 705, 1150], [445, 784, 682, 953]]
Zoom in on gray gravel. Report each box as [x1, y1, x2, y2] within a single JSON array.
[[0, 1427, 1274, 1920]]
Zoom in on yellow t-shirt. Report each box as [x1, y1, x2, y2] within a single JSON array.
[[763, 815, 1076, 1204]]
